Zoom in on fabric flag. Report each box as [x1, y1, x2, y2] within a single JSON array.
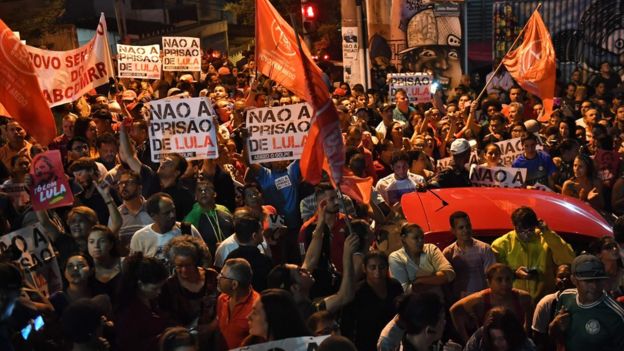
[[0, 23, 57, 146], [502, 10, 555, 122], [255, 0, 344, 184], [322, 161, 373, 204], [25, 13, 114, 108]]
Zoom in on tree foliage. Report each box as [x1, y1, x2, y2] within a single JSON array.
[[2, 0, 66, 41]]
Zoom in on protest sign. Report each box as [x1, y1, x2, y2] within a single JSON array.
[[117, 44, 161, 79], [0, 224, 62, 295], [469, 165, 527, 188], [436, 151, 478, 170], [162, 36, 201, 72], [246, 102, 312, 163], [231, 335, 330, 351], [388, 73, 433, 104], [495, 136, 543, 166], [146, 97, 219, 162], [25, 13, 114, 107], [29, 150, 74, 211]]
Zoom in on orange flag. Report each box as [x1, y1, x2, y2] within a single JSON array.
[[0, 22, 57, 146], [255, 0, 344, 184], [502, 10, 555, 122]]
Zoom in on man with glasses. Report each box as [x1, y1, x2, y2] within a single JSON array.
[[492, 206, 575, 303], [216, 258, 259, 350]]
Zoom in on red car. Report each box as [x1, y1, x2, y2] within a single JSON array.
[[401, 187, 613, 250]]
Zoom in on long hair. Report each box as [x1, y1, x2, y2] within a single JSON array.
[[481, 307, 527, 351], [260, 289, 311, 340], [88, 224, 122, 258], [116, 252, 168, 310]]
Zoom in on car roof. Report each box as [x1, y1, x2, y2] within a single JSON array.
[[401, 187, 613, 248]]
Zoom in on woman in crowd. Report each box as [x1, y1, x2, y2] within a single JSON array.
[[464, 307, 536, 351], [160, 236, 219, 348], [397, 292, 446, 351], [73, 117, 99, 158], [561, 154, 604, 210], [244, 288, 311, 346], [589, 236, 624, 297], [50, 252, 97, 317], [115, 252, 170, 351], [341, 251, 403, 351], [450, 263, 532, 343], [408, 150, 435, 181], [87, 225, 123, 298], [388, 223, 455, 297], [159, 327, 199, 351], [481, 143, 503, 168]]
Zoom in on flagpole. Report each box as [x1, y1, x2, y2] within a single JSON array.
[[474, 2, 543, 102]]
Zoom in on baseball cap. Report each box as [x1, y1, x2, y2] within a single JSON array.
[[179, 74, 196, 83], [450, 138, 470, 155], [121, 90, 137, 102], [524, 119, 540, 134], [572, 254, 609, 280], [217, 67, 231, 76], [167, 87, 183, 97]]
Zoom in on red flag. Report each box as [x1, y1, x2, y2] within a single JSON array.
[[339, 174, 373, 205], [0, 23, 57, 146], [502, 10, 556, 122], [255, 0, 344, 184]]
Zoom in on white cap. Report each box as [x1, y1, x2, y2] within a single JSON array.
[[450, 138, 470, 155]]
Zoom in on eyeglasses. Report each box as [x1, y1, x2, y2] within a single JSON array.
[[217, 273, 236, 281]]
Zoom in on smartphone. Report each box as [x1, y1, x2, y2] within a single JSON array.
[[21, 323, 32, 340], [33, 315, 44, 331]]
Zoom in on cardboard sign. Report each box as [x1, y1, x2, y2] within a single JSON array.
[[0, 224, 63, 295], [146, 97, 219, 162], [231, 335, 330, 351], [117, 44, 161, 79], [246, 103, 312, 163], [469, 165, 527, 188], [25, 14, 113, 107], [495, 136, 543, 166], [162, 36, 201, 72], [30, 150, 74, 211], [388, 72, 433, 104]]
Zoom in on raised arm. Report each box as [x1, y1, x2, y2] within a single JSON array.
[[118, 122, 143, 174], [323, 234, 358, 313], [94, 180, 121, 235]]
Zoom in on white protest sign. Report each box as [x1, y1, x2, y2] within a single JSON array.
[[469, 165, 527, 188], [436, 151, 478, 170], [342, 26, 362, 85], [388, 72, 433, 104], [495, 136, 543, 166], [0, 224, 62, 295], [25, 14, 113, 107], [117, 44, 161, 79], [146, 97, 219, 162], [247, 102, 312, 163], [162, 36, 201, 72], [231, 335, 330, 351]]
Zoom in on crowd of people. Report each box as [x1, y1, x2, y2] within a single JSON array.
[[0, 49, 624, 351]]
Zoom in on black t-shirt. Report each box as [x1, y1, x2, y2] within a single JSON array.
[[163, 183, 194, 221], [226, 245, 274, 292]]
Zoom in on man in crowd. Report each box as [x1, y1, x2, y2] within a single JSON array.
[[375, 151, 424, 206], [112, 169, 153, 255]]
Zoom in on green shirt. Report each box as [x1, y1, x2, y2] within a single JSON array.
[[556, 289, 624, 351]]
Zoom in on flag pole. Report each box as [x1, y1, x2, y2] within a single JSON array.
[[474, 2, 543, 102]]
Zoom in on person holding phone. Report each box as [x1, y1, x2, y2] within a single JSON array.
[[491, 206, 575, 303]]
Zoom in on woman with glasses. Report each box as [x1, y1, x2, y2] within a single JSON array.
[[115, 253, 170, 351], [243, 288, 311, 346], [341, 251, 403, 351], [159, 236, 219, 349], [589, 236, 624, 297]]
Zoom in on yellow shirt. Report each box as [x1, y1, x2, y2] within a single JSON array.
[[491, 228, 575, 302]]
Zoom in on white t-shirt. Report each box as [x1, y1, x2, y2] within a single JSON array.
[[130, 222, 201, 261], [375, 172, 425, 206]]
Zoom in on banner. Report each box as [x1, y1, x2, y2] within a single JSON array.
[[117, 44, 161, 79], [30, 150, 74, 211], [495, 136, 543, 166], [0, 224, 63, 296], [388, 72, 433, 104], [247, 102, 312, 163], [24, 13, 113, 108], [342, 26, 362, 86], [162, 37, 201, 72], [231, 335, 330, 351], [469, 165, 527, 188], [0, 20, 57, 145], [146, 97, 219, 162]]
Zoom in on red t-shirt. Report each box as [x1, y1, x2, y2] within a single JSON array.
[[298, 213, 348, 272], [216, 289, 260, 350]]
